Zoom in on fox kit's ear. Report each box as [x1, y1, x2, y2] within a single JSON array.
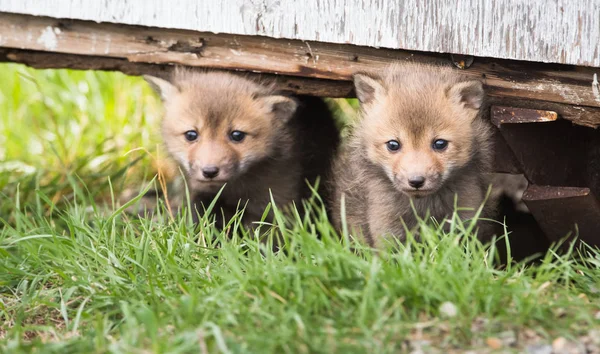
[[261, 95, 298, 122], [353, 73, 385, 105], [144, 75, 180, 101], [447, 80, 484, 111]]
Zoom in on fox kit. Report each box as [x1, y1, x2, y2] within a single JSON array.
[[332, 63, 495, 247], [145, 69, 339, 227]]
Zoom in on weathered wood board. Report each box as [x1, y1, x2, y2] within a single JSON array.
[[0, 0, 599, 68], [1, 12, 600, 128]]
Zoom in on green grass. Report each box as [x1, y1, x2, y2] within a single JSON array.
[[1, 64, 599, 353]]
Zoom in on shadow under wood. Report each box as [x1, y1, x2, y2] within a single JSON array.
[[492, 193, 550, 265]]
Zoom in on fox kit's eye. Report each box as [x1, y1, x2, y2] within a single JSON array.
[[386, 140, 401, 152], [432, 139, 449, 151], [230, 130, 246, 142], [184, 130, 199, 142]]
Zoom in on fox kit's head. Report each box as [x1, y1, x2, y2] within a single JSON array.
[[353, 63, 486, 198], [145, 70, 297, 192]]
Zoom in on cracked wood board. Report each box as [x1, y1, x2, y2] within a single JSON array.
[[0, 0, 598, 68]]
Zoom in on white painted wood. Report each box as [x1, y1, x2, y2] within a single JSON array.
[[0, 0, 598, 67]]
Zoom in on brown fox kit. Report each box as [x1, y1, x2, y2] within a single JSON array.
[[332, 63, 495, 247], [145, 69, 339, 228]]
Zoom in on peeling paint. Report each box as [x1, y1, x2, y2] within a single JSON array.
[[36, 26, 58, 50], [91, 33, 97, 53], [103, 34, 111, 55], [555, 86, 584, 105], [512, 81, 584, 105], [593, 73, 600, 103], [1, 0, 598, 67]]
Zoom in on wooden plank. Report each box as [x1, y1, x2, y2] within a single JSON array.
[[0, 0, 598, 67], [1, 13, 600, 116], [522, 185, 600, 247], [0, 49, 354, 97], [3, 46, 600, 129]]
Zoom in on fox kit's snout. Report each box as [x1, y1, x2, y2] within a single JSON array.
[[186, 137, 237, 189], [146, 69, 338, 227], [332, 63, 495, 246]]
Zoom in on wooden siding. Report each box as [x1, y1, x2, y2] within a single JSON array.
[[0, 0, 599, 67]]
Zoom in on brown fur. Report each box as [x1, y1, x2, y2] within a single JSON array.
[[146, 68, 339, 227], [331, 63, 496, 247]]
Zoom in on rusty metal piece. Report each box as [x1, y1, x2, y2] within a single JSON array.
[[450, 54, 474, 69], [522, 185, 600, 247], [491, 106, 558, 127], [493, 105, 600, 249]]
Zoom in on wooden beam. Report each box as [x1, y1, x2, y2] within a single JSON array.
[[4, 47, 600, 130], [0, 49, 354, 97], [1, 12, 600, 123]]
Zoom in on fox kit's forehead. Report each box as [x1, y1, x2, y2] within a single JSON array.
[[163, 73, 272, 134], [366, 89, 462, 145], [358, 63, 481, 147], [168, 91, 261, 129]]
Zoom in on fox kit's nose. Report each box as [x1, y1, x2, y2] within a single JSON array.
[[408, 176, 425, 189], [202, 166, 220, 179]]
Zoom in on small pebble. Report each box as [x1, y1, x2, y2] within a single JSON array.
[[552, 337, 586, 354], [553, 337, 567, 351], [498, 330, 517, 347], [439, 301, 458, 318], [589, 330, 600, 345], [525, 343, 552, 354], [408, 340, 431, 350], [486, 337, 503, 350]]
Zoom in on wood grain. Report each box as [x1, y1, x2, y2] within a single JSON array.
[[1, 0, 598, 67], [0, 49, 354, 97]]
